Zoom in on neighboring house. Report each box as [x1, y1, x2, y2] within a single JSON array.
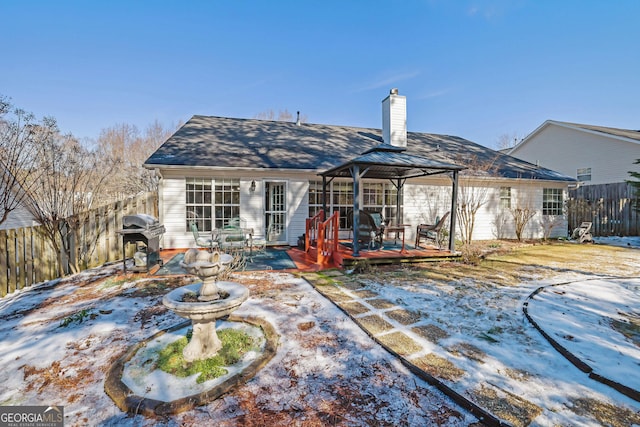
[[144, 90, 576, 249], [0, 202, 39, 231], [508, 120, 640, 186], [0, 171, 39, 231]]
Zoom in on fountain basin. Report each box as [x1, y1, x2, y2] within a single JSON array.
[[162, 282, 249, 320], [162, 282, 249, 362], [105, 315, 279, 417]]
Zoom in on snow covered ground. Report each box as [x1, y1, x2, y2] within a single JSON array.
[[348, 249, 640, 426], [594, 236, 640, 249], [0, 240, 638, 426], [0, 267, 476, 426]]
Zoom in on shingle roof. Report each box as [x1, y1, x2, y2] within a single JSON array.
[[144, 115, 575, 182]]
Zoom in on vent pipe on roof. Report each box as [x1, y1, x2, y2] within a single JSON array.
[[382, 88, 407, 147], [296, 111, 301, 126]]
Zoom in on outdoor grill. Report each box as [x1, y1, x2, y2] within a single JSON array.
[[117, 214, 166, 272]]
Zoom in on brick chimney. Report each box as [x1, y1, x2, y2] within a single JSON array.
[[382, 88, 407, 148]]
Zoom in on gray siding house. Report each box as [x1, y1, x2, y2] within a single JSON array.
[[509, 120, 640, 186]]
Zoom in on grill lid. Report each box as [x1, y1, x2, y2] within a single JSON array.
[[123, 214, 159, 229]]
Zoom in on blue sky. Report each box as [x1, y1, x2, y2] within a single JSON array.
[[2, 0, 639, 148]]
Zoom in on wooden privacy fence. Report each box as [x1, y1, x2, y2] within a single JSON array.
[[1, 192, 158, 297], [567, 182, 639, 237]]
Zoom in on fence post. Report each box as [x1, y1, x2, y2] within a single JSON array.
[[7, 229, 17, 294], [0, 230, 7, 297], [16, 227, 26, 290]]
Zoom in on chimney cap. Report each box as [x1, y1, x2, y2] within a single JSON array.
[[390, 88, 399, 95]]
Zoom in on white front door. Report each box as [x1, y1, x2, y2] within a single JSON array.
[[265, 181, 287, 243]]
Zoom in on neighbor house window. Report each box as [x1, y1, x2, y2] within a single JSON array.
[[577, 167, 592, 182], [186, 178, 240, 231], [500, 187, 511, 209], [542, 188, 563, 215]]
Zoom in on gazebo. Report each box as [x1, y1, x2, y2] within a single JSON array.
[[319, 144, 465, 257]]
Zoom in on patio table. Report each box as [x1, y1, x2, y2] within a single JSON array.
[[385, 224, 410, 254]]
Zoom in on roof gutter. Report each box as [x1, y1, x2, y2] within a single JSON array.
[[142, 164, 322, 174]]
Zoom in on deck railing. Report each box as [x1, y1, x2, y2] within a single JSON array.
[[305, 210, 325, 252], [317, 211, 339, 265]]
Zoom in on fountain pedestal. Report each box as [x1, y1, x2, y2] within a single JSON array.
[[184, 319, 221, 361], [162, 249, 249, 363]]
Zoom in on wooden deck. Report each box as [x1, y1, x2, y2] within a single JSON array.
[[155, 242, 459, 275], [289, 240, 460, 271]]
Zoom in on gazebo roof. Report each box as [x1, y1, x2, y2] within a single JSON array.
[[319, 144, 465, 180]]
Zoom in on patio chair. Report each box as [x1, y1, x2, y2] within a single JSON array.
[[571, 222, 593, 243], [415, 212, 450, 250], [246, 224, 271, 259], [368, 212, 387, 246], [190, 221, 217, 251], [357, 211, 382, 250]]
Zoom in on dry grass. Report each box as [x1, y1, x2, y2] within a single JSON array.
[[376, 331, 423, 356], [412, 353, 465, 381], [570, 397, 640, 427], [412, 324, 450, 343], [469, 384, 542, 427], [386, 308, 422, 325], [355, 315, 395, 335]]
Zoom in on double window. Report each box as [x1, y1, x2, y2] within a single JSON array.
[[577, 167, 591, 182], [186, 178, 240, 231], [542, 188, 563, 215]]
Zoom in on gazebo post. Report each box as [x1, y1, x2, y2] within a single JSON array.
[[322, 176, 328, 216], [395, 178, 403, 226], [449, 170, 459, 252], [352, 164, 361, 257]]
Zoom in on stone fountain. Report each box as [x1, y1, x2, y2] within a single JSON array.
[[106, 248, 278, 416], [162, 248, 249, 362]]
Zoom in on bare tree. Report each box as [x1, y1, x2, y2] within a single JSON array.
[[457, 181, 490, 244], [494, 132, 520, 151], [492, 211, 510, 239], [23, 129, 114, 275], [454, 154, 499, 244], [540, 215, 563, 240], [254, 109, 308, 123], [95, 120, 177, 201], [509, 195, 537, 241], [0, 96, 51, 226]]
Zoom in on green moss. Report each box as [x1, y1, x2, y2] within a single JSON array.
[[156, 328, 256, 383]]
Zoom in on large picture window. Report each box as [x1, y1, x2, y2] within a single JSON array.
[[542, 188, 563, 215], [186, 178, 240, 231]]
